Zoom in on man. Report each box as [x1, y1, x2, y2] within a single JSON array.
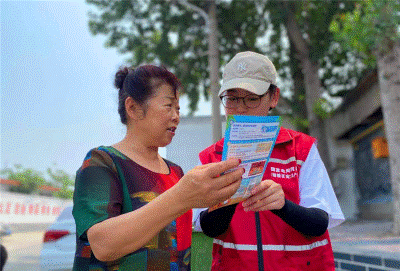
[[193, 51, 345, 271]]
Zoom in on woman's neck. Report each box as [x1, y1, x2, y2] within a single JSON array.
[[112, 132, 168, 174]]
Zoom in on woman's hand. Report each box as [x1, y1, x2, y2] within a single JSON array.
[[87, 158, 244, 262], [174, 158, 245, 209], [242, 179, 285, 212]]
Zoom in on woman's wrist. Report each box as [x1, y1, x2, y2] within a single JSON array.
[[160, 184, 193, 216]]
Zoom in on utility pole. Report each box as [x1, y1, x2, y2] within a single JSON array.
[[208, 0, 222, 143], [177, 0, 222, 143]]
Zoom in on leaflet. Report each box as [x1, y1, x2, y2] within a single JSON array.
[[210, 115, 281, 211]]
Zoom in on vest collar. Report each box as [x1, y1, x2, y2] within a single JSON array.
[[214, 138, 224, 154], [275, 127, 293, 145]]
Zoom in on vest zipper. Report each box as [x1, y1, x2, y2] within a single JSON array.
[[255, 212, 264, 271]]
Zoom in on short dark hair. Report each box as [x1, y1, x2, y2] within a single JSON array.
[[114, 65, 181, 124], [268, 84, 277, 94]]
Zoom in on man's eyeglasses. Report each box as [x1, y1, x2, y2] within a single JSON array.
[[220, 93, 267, 109]]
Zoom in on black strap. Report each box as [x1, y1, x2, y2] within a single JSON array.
[[255, 212, 264, 271]]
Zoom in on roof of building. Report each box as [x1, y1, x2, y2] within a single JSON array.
[[0, 178, 21, 186], [337, 69, 378, 112]]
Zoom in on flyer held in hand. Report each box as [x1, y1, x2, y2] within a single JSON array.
[[210, 115, 281, 211]]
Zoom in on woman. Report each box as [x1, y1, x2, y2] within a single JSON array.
[[72, 65, 244, 271]]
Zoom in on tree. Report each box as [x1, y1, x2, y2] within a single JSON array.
[[265, 0, 359, 173], [47, 168, 75, 199], [330, 0, 400, 234], [1, 164, 47, 194], [0, 165, 75, 199], [86, 0, 270, 140]]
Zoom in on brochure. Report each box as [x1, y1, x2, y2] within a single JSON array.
[[209, 115, 281, 211]]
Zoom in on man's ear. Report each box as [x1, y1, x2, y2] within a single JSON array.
[[270, 87, 280, 109], [125, 96, 145, 121]]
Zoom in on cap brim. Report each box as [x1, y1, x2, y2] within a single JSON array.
[[219, 78, 272, 96]]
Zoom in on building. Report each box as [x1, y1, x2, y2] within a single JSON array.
[[327, 69, 392, 220]]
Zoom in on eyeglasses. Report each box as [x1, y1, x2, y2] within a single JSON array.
[[220, 93, 267, 109]]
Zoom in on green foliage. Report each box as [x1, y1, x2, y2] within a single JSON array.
[[86, 0, 269, 113], [1, 165, 75, 199], [47, 168, 75, 199], [266, 0, 364, 129], [291, 117, 310, 133], [85, 0, 370, 122], [313, 98, 334, 119], [319, 43, 368, 97], [1, 165, 47, 194], [330, 0, 400, 65], [87, 0, 205, 112]]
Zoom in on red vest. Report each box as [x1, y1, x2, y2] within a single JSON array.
[[199, 127, 335, 271]]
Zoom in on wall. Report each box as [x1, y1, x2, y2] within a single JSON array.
[[326, 130, 359, 220], [0, 191, 72, 224], [328, 81, 381, 140], [334, 251, 400, 271], [325, 78, 385, 221], [166, 116, 226, 173]]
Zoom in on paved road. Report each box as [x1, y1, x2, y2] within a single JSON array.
[[2, 231, 44, 271], [2, 221, 399, 271], [330, 220, 400, 259]]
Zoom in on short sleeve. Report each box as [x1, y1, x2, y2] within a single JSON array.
[[299, 144, 345, 229], [72, 148, 123, 239]]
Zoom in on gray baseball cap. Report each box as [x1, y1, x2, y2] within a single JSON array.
[[219, 51, 277, 96]]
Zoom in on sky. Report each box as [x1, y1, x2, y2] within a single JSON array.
[[1, 0, 212, 176]]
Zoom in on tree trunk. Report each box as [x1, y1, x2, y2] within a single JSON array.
[[283, 3, 332, 174], [289, 38, 308, 134], [208, 0, 222, 143], [302, 59, 332, 175], [376, 41, 400, 235]]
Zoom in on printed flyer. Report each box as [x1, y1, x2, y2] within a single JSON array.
[[210, 115, 281, 211]]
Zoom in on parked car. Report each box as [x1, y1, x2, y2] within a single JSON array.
[[0, 223, 12, 271], [40, 205, 75, 271], [0, 223, 12, 237]]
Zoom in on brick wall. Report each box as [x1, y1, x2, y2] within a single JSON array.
[[334, 251, 400, 271]]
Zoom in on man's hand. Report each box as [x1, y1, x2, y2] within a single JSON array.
[[242, 179, 285, 212]]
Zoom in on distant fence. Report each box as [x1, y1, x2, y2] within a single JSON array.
[[0, 191, 72, 224]]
